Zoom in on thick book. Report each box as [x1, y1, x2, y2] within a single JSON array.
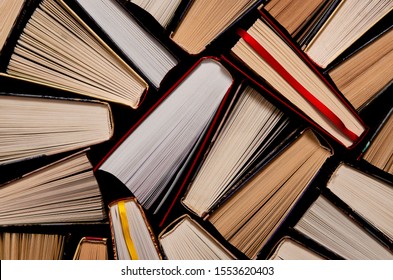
[[328, 27, 393, 110], [268, 236, 325, 260], [361, 108, 393, 174], [263, 0, 326, 37], [0, 150, 107, 225], [170, 0, 263, 54], [0, 232, 65, 260], [159, 215, 235, 260], [1, 0, 148, 108], [74, 0, 179, 88], [294, 195, 393, 259], [73, 237, 108, 260], [181, 84, 298, 217], [0, 93, 113, 165], [0, 0, 25, 52], [108, 197, 162, 260], [303, 0, 393, 69], [128, 0, 182, 28], [208, 129, 332, 259], [223, 9, 367, 148], [96, 57, 235, 213], [327, 163, 393, 242]]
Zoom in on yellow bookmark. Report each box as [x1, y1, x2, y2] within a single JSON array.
[[118, 201, 139, 260]]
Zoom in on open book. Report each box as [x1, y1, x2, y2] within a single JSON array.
[[362, 109, 393, 174], [0, 150, 107, 225], [182, 84, 294, 217], [73, 237, 108, 260], [208, 130, 332, 259], [0, 94, 113, 165], [294, 195, 393, 259], [226, 10, 366, 148], [171, 0, 260, 54], [327, 163, 393, 241], [109, 198, 162, 260], [2, 0, 147, 108], [97, 58, 234, 212], [268, 237, 325, 260], [328, 28, 393, 109], [75, 0, 178, 88], [304, 0, 393, 68], [159, 215, 235, 260]]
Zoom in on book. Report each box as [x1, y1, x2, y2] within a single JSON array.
[[303, 0, 393, 68], [2, 0, 148, 108], [0, 150, 107, 225], [73, 237, 108, 260], [159, 215, 235, 260], [264, 0, 326, 36], [129, 0, 182, 28], [75, 0, 178, 88], [182, 84, 295, 217], [226, 10, 366, 148], [0, 0, 25, 52], [0, 93, 113, 165], [0, 232, 65, 260], [170, 0, 261, 54], [327, 163, 393, 241], [268, 237, 325, 260], [294, 195, 393, 259], [108, 197, 162, 260], [208, 129, 332, 259], [97, 58, 234, 212], [362, 109, 393, 174], [328, 27, 393, 109]]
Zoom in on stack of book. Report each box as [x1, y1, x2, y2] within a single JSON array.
[[0, 0, 391, 260]]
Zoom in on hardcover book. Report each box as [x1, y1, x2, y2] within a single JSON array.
[[224, 9, 367, 148], [159, 215, 235, 260], [1, 0, 148, 108], [208, 129, 332, 259], [108, 197, 162, 260], [0, 93, 113, 165], [97, 57, 235, 213]]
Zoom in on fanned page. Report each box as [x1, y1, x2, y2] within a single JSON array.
[[295, 196, 393, 259], [304, 0, 393, 68], [0, 0, 25, 51], [5, 0, 147, 108], [209, 130, 331, 259], [130, 0, 181, 28], [183, 85, 290, 217], [0, 232, 65, 260], [269, 237, 325, 260], [232, 17, 365, 147], [109, 199, 161, 260], [99, 58, 233, 211], [327, 164, 393, 240], [329, 28, 393, 109], [159, 215, 235, 260], [0, 94, 112, 165], [363, 111, 393, 174], [171, 0, 258, 54], [76, 0, 178, 88], [0, 151, 107, 225]]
